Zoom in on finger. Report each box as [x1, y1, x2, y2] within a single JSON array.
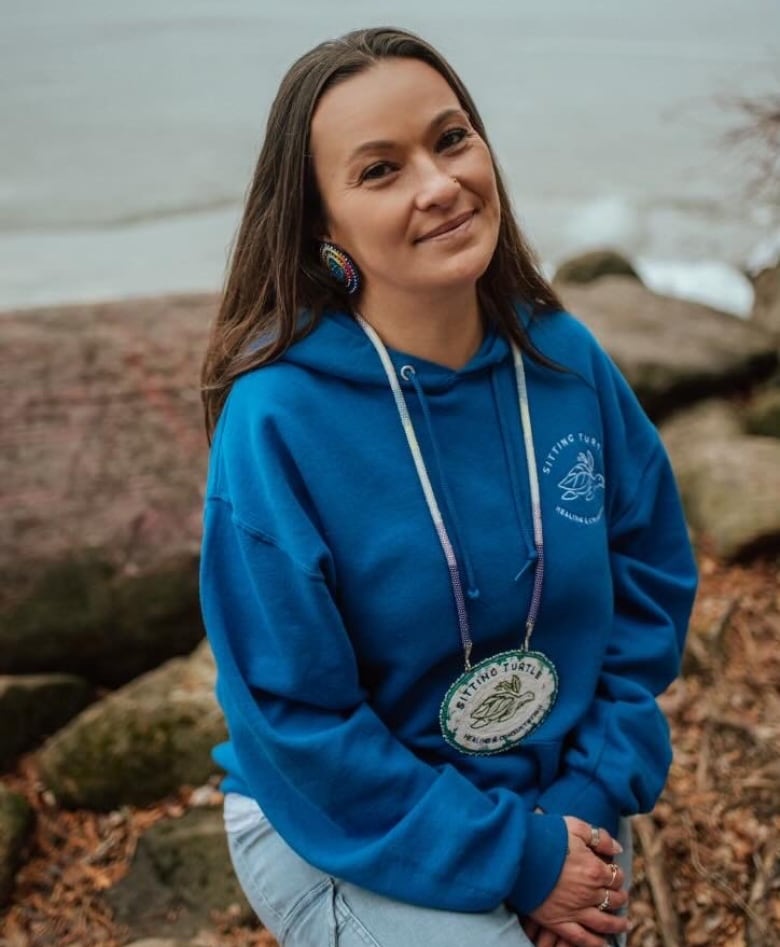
[[536, 930, 559, 947], [595, 887, 611, 913], [604, 861, 624, 891], [577, 905, 630, 936], [586, 824, 623, 858], [564, 817, 623, 860], [522, 918, 541, 939], [575, 849, 627, 899], [544, 920, 613, 947], [593, 885, 629, 912]]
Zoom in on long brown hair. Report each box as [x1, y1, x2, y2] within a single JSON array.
[[201, 27, 563, 440]]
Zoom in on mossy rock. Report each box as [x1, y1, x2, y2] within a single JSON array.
[[139, 809, 250, 914], [661, 402, 780, 559], [0, 551, 203, 686], [0, 673, 93, 771], [553, 249, 642, 286], [744, 384, 780, 438], [0, 785, 34, 907], [36, 642, 226, 810], [107, 809, 253, 941], [751, 264, 780, 337]]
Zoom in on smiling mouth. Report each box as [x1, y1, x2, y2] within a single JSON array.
[[416, 211, 476, 242]]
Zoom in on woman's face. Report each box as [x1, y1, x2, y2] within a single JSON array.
[[310, 58, 501, 302]]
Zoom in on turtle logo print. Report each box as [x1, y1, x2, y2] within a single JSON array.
[[469, 675, 534, 729], [558, 451, 605, 501], [542, 432, 605, 526]]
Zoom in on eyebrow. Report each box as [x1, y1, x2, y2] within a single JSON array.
[[345, 107, 468, 165]]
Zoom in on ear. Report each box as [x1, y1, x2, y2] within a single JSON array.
[[313, 199, 336, 245], [313, 216, 331, 244], [305, 171, 330, 243]]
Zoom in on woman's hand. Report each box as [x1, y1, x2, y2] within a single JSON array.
[[520, 919, 583, 947], [525, 816, 628, 947]]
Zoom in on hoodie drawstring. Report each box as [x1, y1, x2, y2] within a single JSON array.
[[491, 370, 537, 581], [401, 365, 481, 601]]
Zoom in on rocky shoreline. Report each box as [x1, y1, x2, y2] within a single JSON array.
[[1, 251, 778, 945]]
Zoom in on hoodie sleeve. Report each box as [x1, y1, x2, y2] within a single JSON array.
[[199, 382, 568, 915], [533, 358, 698, 835]]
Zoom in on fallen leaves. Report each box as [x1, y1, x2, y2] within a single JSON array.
[[631, 551, 780, 947]]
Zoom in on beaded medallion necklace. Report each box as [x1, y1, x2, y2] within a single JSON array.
[[356, 314, 559, 755]]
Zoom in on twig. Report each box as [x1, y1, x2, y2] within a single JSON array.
[[695, 722, 713, 791], [682, 598, 738, 676], [682, 813, 769, 932], [732, 619, 760, 671], [633, 815, 683, 947], [747, 841, 780, 947], [682, 632, 711, 675], [708, 598, 739, 650], [710, 714, 776, 744]]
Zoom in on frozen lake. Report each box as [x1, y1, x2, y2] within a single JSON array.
[[1, 0, 778, 314]]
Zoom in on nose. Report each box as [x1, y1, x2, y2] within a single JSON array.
[[413, 158, 460, 210]]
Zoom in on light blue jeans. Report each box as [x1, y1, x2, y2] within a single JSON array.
[[225, 793, 631, 947]]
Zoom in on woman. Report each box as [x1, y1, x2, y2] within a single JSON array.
[[199, 27, 697, 947]]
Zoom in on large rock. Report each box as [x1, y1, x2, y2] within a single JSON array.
[[661, 400, 780, 559], [744, 383, 780, 438], [0, 294, 216, 685], [751, 264, 780, 337], [558, 278, 778, 419], [36, 640, 226, 810], [0, 785, 34, 907], [0, 552, 203, 686], [107, 809, 253, 941], [0, 673, 92, 770], [553, 248, 642, 285]]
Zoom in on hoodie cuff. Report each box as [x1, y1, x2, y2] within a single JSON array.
[[507, 813, 568, 915], [536, 772, 619, 837]]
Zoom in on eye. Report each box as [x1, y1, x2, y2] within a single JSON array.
[[359, 161, 396, 183], [437, 127, 470, 151]]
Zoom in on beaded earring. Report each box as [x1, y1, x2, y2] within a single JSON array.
[[319, 241, 361, 295]]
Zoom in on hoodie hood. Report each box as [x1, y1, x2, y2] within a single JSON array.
[[283, 308, 516, 391], [283, 308, 529, 605]]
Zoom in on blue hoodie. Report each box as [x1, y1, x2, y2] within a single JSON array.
[[199, 307, 697, 917]]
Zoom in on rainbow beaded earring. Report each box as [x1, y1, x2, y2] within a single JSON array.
[[319, 241, 361, 295]]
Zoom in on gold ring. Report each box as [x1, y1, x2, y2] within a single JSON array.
[[598, 889, 611, 912], [608, 862, 619, 889], [588, 824, 601, 849]]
